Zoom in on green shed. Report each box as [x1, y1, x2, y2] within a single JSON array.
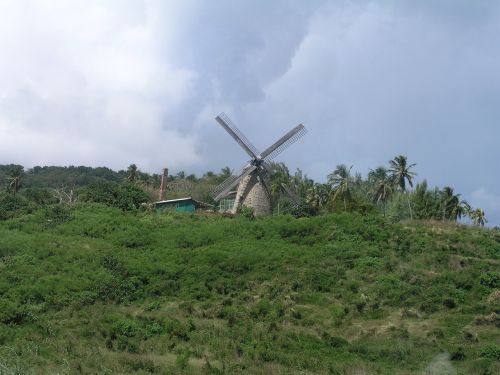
[[154, 197, 213, 213]]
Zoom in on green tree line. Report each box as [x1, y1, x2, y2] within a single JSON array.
[[0, 156, 488, 226]]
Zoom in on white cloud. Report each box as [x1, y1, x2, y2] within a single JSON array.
[[0, 0, 199, 171]]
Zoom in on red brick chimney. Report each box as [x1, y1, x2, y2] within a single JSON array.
[[159, 168, 168, 201]]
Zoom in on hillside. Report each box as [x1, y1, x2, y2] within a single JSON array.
[[0, 206, 499, 374], [0, 165, 124, 190]]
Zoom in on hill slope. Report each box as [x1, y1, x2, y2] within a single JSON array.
[[0, 206, 498, 374]]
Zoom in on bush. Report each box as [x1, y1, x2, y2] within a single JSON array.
[[112, 319, 138, 337], [43, 205, 72, 227], [0, 300, 25, 324], [323, 333, 349, 348], [79, 182, 148, 210], [451, 347, 465, 361], [0, 193, 27, 220], [237, 205, 255, 219], [481, 345, 500, 360], [480, 272, 500, 289]]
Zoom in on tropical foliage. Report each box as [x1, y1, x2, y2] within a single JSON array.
[[0, 155, 489, 226], [0, 205, 498, 374]]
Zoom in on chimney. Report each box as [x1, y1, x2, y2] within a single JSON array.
[[159, 168, 168, 201]]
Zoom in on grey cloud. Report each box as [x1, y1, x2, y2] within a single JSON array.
[[0, 1, 499, 225]]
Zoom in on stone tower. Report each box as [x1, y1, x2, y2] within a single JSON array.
[[231, 172, 271, 216]]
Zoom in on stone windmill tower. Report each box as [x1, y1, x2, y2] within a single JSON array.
[[211, 113, 307, 216]]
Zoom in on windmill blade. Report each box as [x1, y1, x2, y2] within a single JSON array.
[[212, 165, 257, 202], [211, 174, 240, 199], [215, 113, 259, 159], [282, 184, 301, 206], [260, 124, 307, 161], [262, 161, 273, 175]]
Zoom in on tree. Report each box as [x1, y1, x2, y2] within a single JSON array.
[[269, 163, 292, 214], [388, 155, 416, 220], [220, 167, 232, 180], [127, 164, 138, 182], [440, 187, 470, 221], [79, 182, 148, 210], [328, 164, 353, 212], [368, 167, 392, 216], [7, 165, 23, 196], [306, 183, 330, 212], [291, 168, 314, 200], [469, 208, 487, 227]]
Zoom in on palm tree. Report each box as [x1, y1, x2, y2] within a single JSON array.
[[440, 186, 455, 221], [388, 155, 416, 220], [328, 164, 353, 212], [269, 163, 291, 214], [368, 167, 392, 216], [219, 167, 231, 178], [452, 200, 470, 221], [306, 183, 330, 211], [7, 166, 23, 196], [292, 168, 314, 199], [127, 164, 138, 182], [470, 208, 487, 227], [440, 187, 470, 221]]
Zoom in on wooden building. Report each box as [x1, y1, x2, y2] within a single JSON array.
[[154, 197, 213, 213]]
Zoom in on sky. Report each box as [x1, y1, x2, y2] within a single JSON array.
[[0, 0, 499, 226]]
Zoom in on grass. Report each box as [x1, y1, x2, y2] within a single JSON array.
[[0, 204, 498, 374]]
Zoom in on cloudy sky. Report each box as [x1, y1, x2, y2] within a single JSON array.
[[0, 0, 499, 225]]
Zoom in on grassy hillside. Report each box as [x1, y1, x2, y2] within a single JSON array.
[[0, 206, 498, 374]]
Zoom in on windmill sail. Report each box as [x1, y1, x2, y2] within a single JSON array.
[[215, 113, 259, 159], [212, 165, 257, 202], [259, 124, 307, 161]]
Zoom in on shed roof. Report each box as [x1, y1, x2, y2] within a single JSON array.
[[154, 197, 213, 208]]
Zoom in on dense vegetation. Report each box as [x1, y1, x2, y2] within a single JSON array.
[[0, 158, 496, 373], [0, 155, 489, 227], [0, 205, 498, 374]]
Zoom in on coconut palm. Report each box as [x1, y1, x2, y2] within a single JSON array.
[[328, 164, 353, 212], [452, 200, 470, 221], [269, 163, 292, 214], [219, 167, 232, 180], [369, 167, 392, 216], [292, 168, 314, 199], [7, 166, 23, 196], [388, 155, 417, 220], [470, 208, 487, 227], [440, 186, 455, 221], [440, 187, 470, 221], [306, 183, 330, 211]]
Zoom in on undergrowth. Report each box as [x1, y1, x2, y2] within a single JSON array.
[[0, 204, 498, 374]]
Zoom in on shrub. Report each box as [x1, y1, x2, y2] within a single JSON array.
[[145, 322, 164, 337], [480, 272, 500, 289], [79, 182, 148, 210], [112, 319, 138, 337], [481, 345, 500, 360], [451, 347, 465, 361], [237, 205, 255, 219], [43, 205, 72, 227], [0, 300, 25, 324], [322, 333, 349, 348]]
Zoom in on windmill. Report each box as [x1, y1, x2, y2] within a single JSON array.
[[211, 113, 307, 216]]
